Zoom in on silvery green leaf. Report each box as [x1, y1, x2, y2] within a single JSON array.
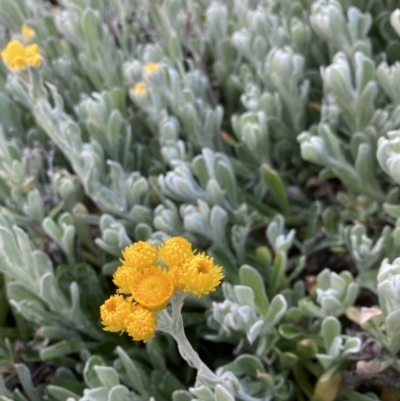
[[80, 386, 109, 401], [15, 364, 41, 401], [247, 320, 264, 344], [231, 225, 249, 264], [297, 131, 327, 166], [173, 390, 193, 401], [40, 272, 69, 311], [10, 299, 55, 326], [376, 61, 400, 105], [321, 317, 341, 351], [316, 354, 335, 371], [342, 337, 361, 355], [215, 385, 235, 401], [265, 47, 308, 132], [189, 385, 214, 401], [234, 286, 255, 309], [40, 340, 83, 361], [134, 223, 152, 241], [318, 296, 343, 316], [108, 386, 130, 401], [268, 251, 286, 297], [115, 347, 148, 397], [46, 385, 80, 401], [84, 356, 106, 389], [239, 265, 269, 315], [264, 295, 287, 330], [94, 366, 120, 389], [390, 9, 400, 37], [261, 165, 290, 216], [24, 189, 44, 223]]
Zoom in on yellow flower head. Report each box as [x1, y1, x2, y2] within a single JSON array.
[[125, 305, 157, 342], [182, 253, 224, 297], [159, 236, 193, 268], [1, 40, 27, 70], [144, 62, 160, 76], [132, 82, 147, 97], [113, 265, 142, 294], [130, 266, 174, 311], [1, 40, 41, 70], [22, 24, 35, 41], [25, 44, 42, 68], [100, 294, 133, 332], [121, 241, 158, 270]]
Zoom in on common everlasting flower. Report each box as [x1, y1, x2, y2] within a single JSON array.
[[132, 82, 147, 97], [125, 305, 157, 342], [21, 24, 35, 42], [121, 241, 158, 269], [100, 294, 133, 332], [1, 40, 42, 70], [182, 253, 225, 296], [130, 267, 174, 311], [144, 62, 160, 76], [100, 237, 224, 342], [159, 236, 193, 268]]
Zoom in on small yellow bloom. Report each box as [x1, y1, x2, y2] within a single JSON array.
[[1, 40, 42, 70], [21, 24, 35, 41], [159, 236, 193, 268], [132, 82, 147, 97], [144, 62, 160, 76], [125, 305, 157, 342], [100, 294, 133, 332], [1, 41, 27, 70], [113, 265, 141, 294], [159, 237, 195, 290], [25, 44, 42, 68], [181, 253, 224, 297], [121, 241, 158, 270], [130, 268, 174, 311]]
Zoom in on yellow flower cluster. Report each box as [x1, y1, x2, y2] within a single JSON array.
[[130, 62, 161, 98], [1, 39, 42, 71], [100, 237, 224, 342], [0, 25, 41, 71]]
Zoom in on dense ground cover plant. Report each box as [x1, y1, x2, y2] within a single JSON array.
[[2, 0, 400, 400]]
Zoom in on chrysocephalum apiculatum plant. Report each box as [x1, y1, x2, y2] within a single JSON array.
[[2, 0, 400, 400]]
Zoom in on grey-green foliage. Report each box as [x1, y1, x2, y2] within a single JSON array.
[[316, 317, 361, 375], [2, 0, 400, 401], [207, 265, 286, 355], [310, 0, 372, 57], [371, 257, 400, 355], [0, 214, 104, 346], [299, 4, 400, 203], [299, 269, 359, 318], [344, 222, 400, 289]]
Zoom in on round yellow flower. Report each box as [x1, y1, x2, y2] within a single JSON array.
[[1, 40, 27, 70], [21, 24, 35, 42], [130, 268, 174, 311], [100, 295, 133, 332], [25, 44, 42, 68], [125, 305, 157, 342], [132, 82, 147, 97], [113, 265, 142, 294], [144, 62, 160, 76], [182, 253, 224, 297], [159, 236, 193, 268], [121, 241, 158, 270]]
